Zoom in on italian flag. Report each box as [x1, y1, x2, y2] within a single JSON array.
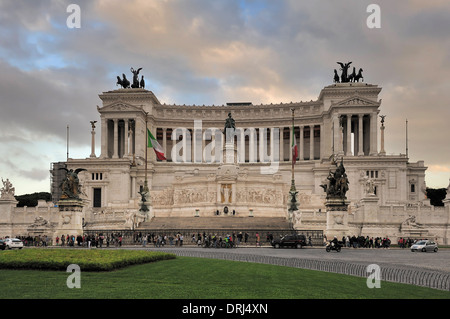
[[291, 125, 298, 166], [147, 129, 166, 161]]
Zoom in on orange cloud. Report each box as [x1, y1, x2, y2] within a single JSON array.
[[428, 165, 450, 173]]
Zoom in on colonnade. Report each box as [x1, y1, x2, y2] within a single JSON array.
[[335, 113, 378, 157], [152, 125, 324, 163], [101, 118, 136, 159], [99, 113, 378, 161]]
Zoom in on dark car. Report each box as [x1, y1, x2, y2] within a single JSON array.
[[0, 239, 6, 250], [271, 234, 306, 249]]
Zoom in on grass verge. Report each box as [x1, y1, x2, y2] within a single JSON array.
[[0, 249, 175, 271], [0, 255, 448, 299]]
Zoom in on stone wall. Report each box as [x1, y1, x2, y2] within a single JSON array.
[[294, 196, 450, 244]]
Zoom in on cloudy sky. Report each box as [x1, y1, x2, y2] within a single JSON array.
[[1, 0, 449, 195]]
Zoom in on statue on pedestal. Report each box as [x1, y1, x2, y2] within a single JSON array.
[[335, 62, 363, 83], [59, 168, 86, 200], [138, 189, 149, 213], [116, 67, 144, 89], [337, 62, 352, 83], [1, 178, 15, 199], [224, 113, 236, 138], [130, 67, 142, 88], [320, 158, 349, 200]]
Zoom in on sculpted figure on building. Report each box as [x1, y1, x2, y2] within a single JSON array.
[[321, 158, 349, 200], [59, 168, 86, 200]]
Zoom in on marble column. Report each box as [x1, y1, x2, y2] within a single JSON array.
[[162, 128, 167, 162], [239, 128, 246, 163], [249, 128, 256, 163], [370, 113, 377, 155], [90, 122, 96, 158], [346, 115, 352, 156], [299, 126, 304, 160], [310, 125, 315, 160], [113, 119, 119, 159], [124, 120, 129, 157], [380, 122, 386, 156], [259, 128, 266, 162], [358, 114, 364, 156], [319, 123, 324, 160], [279, 127, 284, 162], [182, 128, 188, 163], [100, 117, 107, 158]]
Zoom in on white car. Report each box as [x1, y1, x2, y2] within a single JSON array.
[[411, 240, 438, 252], [4, 238, 24, 249]]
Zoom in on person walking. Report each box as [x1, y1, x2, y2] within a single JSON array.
[[256, 232, 261, 247], [142, 233, 147, 247]]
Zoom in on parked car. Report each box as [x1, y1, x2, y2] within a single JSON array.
[[4, 238, 24, 249], [411, 240, 438, 252], [271, 234, 306, 249], [0, 239, 6, 250]]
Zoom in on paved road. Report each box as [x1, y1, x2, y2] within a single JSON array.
[[145, 245, 450, 273]]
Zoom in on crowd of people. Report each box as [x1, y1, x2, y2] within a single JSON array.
[[133, 231, 264, 248], [54, 233, 124, 248], [324, 235, 421, 249], [3, 232, 432, 250]]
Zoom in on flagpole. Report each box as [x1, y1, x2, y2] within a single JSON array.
[[290, 108, 295, 190], [406, 118, 409, 161], [144, 112, 149, 193], [66, 124, 69, 161]]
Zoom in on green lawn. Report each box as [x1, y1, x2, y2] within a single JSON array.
[[0, 252, 448, 299], [0, 248, 175, 271]]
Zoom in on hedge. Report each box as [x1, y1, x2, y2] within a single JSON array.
[[0, 249, 176, 271]]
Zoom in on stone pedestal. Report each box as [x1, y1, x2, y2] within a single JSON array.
[[358, 195, 379, 223], [56, 199, 85, 240], [442, 198, 450, 244], [0, 198, 18, 237], [379, 125, 386, 156], [223, 141, 237, 164], [325, 197, 350, 238]]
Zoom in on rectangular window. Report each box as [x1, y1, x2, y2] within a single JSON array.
[[93, 188, 102, 208], [91, 173, 103, 180]]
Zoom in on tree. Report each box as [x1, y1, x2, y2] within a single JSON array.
[[15, 192, 52, 207], [426, 188, 446, 207]]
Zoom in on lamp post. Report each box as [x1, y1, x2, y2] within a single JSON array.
[[288, 108, 299, 229], [139, 112, 150, 215]]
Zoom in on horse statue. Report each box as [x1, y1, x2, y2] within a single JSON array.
[[116, 74, 130, 88], [348, 67, 357, 82], [354, 68, 364, 82], [333, 69, 340, 83]]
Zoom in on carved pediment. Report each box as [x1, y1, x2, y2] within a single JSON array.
[[216, 165, 239, 181], [97, 101, 144, 113], [333, 95, 380, 108]]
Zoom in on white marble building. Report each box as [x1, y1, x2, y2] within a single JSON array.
[[69, 82, 427, 216], [2, 80, 449, 243]]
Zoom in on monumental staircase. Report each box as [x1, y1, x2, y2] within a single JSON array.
[[137, 216, 291, 231]]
